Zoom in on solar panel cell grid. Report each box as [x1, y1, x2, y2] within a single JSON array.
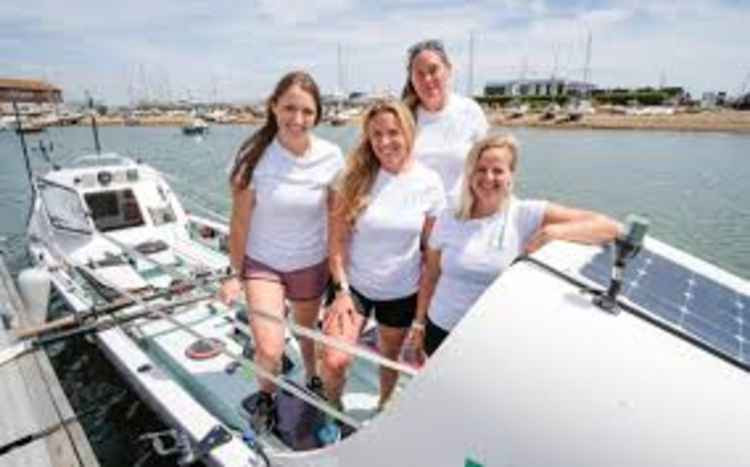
[[579, 246, 750, 369]]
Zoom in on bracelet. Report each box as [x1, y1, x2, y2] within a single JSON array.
[[411, 321, 425, 331]]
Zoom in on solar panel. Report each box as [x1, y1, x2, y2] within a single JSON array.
[[579, 247, 750, 370]]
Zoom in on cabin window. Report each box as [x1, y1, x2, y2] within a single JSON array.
[[38, 180, 92, 234], [148, 205, 177, 226], [84, 189, 145, 232]]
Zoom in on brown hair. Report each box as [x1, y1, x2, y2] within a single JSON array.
[[400, 39, 451, 117], [336, 100, 416, 227], [229, 71, 322, 189]]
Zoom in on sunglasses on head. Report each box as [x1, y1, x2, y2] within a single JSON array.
[[407, 39, 446, 61]]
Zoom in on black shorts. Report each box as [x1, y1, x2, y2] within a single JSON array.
[[326, 284, 417, 329], [424, 316, 450, 356]]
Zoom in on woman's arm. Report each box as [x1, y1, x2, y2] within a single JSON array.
[[410, 215, 441, 354], [218, 176, 254, 305], [420, 216, 437, 252], [415, 246, 441, 327], [411, 245, 441, 358], [525, 203, 622, 253], [415, 214, 439, 324], [328, 190, 351, 290], [228, 183, 255, 272]]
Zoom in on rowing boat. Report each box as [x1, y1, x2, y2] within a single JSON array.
[[14, 151, 750, 466]]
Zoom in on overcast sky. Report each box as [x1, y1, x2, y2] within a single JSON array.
[[2, 0, 748, 105]]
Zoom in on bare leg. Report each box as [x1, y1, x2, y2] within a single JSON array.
[[290, 297, 323, 382], [245, 279, 286, 394], [320, 306, 365, 406], [377, 324, 409, 409]]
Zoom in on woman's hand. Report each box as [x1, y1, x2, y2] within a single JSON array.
[[322, 292, 354, 333], [407, 323, 426, 365], [217, 277, 243, 305]]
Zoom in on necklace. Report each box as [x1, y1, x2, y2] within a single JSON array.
[[490, 198, 513, 249]]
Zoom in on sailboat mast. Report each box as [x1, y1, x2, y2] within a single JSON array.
[[337, 43, 344, 95], [583, 29, 592, 84], [467, 31, 475, 97]]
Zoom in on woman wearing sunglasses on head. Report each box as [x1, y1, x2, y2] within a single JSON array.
[[403, 38, 489, 203]]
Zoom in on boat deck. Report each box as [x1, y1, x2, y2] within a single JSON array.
[[0, 256, 99, 467]]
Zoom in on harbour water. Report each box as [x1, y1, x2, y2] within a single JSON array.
[[0, 125, 748, 465]]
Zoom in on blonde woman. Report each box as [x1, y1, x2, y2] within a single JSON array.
[[321, 100, 446, 411], [413, 134, 620, 357]]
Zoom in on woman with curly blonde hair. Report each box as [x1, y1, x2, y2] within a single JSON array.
[[321, 99, 445, 411]]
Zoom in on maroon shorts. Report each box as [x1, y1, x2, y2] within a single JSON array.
[[241, 256, 329, 301]]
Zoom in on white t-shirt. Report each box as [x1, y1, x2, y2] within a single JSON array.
[[246, 136, 344, 271], [413, 93, 489, 202], [348, 162, 446, 300], [427, 198, 548, 331]]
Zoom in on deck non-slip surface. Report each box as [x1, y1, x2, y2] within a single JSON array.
[[134, 302, 408, 453]]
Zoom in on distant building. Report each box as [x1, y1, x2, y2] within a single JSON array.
[[0, 78, 63, 115], [701, 91, 727, 108], [484, 78, 596, 98], [0, 78, 62, 103]]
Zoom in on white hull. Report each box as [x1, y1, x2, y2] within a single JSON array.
[[24, 154, 750, 466]]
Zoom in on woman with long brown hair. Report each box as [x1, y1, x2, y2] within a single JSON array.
[[320, 99, 445, 413], [219, 71, 343, 431], [402, 39, 489, 202]]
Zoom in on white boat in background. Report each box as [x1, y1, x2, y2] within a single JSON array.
[[564, 98, 595, 121], [625, 105, 677, 116], [8, 142, 750, 465], [505, 101, 529, 119], [0, 116, 18, 131], [182, 118, 209, 135], [205, 109, 235, 124], [1, 115, 44, 133], [539, 103, 561, 121], [327, 107, 361, 126]]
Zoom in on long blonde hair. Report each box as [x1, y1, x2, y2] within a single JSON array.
[[337, 100, 416, 227], [456, 134, 520, 220]]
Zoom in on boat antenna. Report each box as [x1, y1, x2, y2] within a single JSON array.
[[582, 28, 592, 98], [85, 90, 102, 155], [467, 30, 476, 97], [13, 100, 39, 229], [12, 101, 33, 188]]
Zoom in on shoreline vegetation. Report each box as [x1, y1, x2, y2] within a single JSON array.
[[74, 108, 750, 133]]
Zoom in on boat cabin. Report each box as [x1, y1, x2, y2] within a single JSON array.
[[35, 154, 183, 236]]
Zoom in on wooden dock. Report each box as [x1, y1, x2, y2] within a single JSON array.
[[0, 255, 100, 467]]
